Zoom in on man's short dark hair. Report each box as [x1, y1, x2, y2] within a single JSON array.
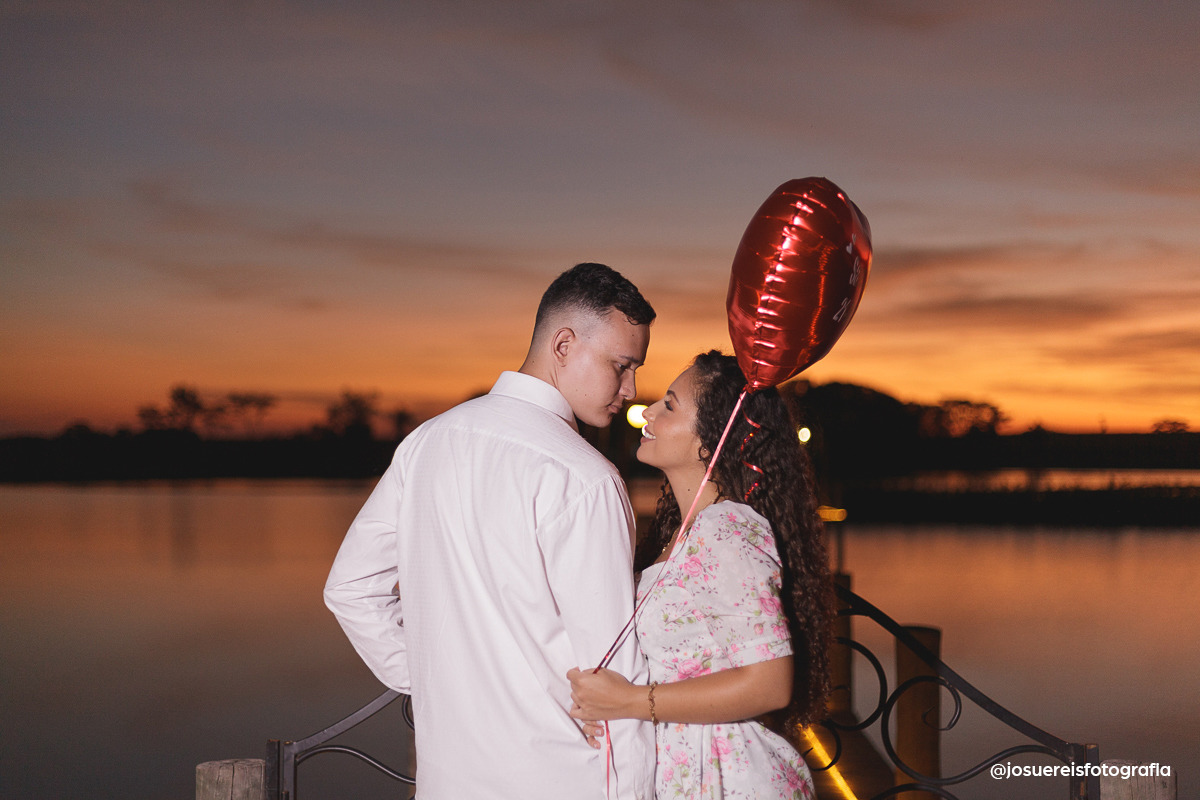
[[534, 263, 656, 332]]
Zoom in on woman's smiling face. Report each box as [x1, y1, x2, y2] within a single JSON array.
[[637, 365, 705, 473]]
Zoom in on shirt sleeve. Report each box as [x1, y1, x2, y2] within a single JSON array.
[[688, 506, 793, 668], [323, 459, 411, 692], [538, 473, 653, 800]]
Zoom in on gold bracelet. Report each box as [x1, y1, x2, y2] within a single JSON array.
[[648, 681, 658, 726]]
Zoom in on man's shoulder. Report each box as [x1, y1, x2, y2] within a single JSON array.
[[409, 393, 619, 481]]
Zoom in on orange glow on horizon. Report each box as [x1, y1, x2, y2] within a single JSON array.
[[1, 257, 1195, 437], [0, 335, 1188, 438]]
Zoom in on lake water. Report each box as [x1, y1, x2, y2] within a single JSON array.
[[882, 468, 1200, 492], [1, 480, 1196, 800]]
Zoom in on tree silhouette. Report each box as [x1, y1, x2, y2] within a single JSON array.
[[325, 391, 379, 439], [227, 392, 278, 437], [166, 386, 204, 432], [917, 399, 1007, 437], [791, 381, 922, 494], [200, 400, 230, 436], [138, 405, 168, 431], [389, 408, 415, 441]]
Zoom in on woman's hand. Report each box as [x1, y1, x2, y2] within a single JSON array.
[[567, 667, 642, 722], [570, 657, 794, 728], [579, 719, 605, 750]]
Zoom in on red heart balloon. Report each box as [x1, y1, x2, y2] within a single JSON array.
[[726, 177, 872, 391]]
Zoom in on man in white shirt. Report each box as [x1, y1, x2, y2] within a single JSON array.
[[324, 263, 656, 799]]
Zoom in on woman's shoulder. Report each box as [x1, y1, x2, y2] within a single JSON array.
[[702, 499, 769, 523], [692, 500, 781, 569], [696, 500, 774, 539]]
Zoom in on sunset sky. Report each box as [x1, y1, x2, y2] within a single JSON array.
[[2, 1, 1198, 435]]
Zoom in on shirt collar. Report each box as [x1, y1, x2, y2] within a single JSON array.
[[489, 371, 578, 431]]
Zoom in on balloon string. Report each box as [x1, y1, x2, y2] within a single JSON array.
[[604, 722, 613, 799], [596, 387, 749, 670], [739, 412, 764, 500], [594, 387, 748, 799]]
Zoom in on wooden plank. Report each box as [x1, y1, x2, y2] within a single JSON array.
[[196, 758, 265, 800], [1099, 760, 1176, 800], [895, 625, 942, 800], [828, 572, 854, 714]]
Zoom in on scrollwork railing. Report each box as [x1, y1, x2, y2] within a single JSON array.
[[266, 689, 413, 800], [809, 583, 1100, 799], [267, 585, 1099, 799]]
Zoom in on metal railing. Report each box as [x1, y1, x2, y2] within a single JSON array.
[[266, 690, 413, 800], [266, 583, 1100, 799], [812, 582, 1100, 799]]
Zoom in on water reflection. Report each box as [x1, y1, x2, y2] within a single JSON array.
[[1, 481, 1196, 800], [0, 481, 394, 800], [884, 468, 1200, 492]]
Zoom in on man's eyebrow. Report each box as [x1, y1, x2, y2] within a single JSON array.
[[618, 355, 645, 367]]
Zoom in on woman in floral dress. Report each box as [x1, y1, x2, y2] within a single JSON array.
[[569, 351, 834, 799]]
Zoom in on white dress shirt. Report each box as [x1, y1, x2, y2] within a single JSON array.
[[325, 371, 653, 800]]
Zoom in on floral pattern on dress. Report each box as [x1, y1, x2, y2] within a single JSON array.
[[636, 501, 815, 799]]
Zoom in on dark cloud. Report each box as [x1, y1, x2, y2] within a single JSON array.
[[995, 377, 1200, 405], [1111, 329, 1200, 353], [127, 180, 235, 234], [109, 181, 734, 315], [123, 180, 744, 292], [1102, 159, 1200, 199], [855, 242, 1128, 330], [890, 291, 1124, 330], [875, 276, 1200, 337], [1049, 326, 1200, 368], [805, 0, 979, 30], [85, 243, 332, 313], [871, 244, 1066, 276], [125, 180, 550, 278], [151, 260, 332, 313], [0, 197, 93, 230], [267, 223, 545, 278]]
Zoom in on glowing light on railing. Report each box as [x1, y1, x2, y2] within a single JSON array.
[[797, 427, 811, 443], [818, 506, 847, 523], [801, 726, 860, 800], [626, 404, 648, 429]]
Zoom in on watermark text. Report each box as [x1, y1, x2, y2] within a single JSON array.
[[990, 762, 1171, 780]]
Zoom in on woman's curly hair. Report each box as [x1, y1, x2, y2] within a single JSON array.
[[633, 350, 834, 730]]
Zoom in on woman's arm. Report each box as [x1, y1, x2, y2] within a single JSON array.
[[568, 656, 792, 725]]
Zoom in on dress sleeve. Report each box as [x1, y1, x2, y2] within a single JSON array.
[[686, 505, 793, 668]]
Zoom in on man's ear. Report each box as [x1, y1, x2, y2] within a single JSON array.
[[551, 327, 576, 366]]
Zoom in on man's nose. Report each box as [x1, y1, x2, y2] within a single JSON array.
[[620, 372, 636, 399]]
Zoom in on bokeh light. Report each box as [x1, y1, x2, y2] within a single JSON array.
[[626, 404, 648, 429]]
